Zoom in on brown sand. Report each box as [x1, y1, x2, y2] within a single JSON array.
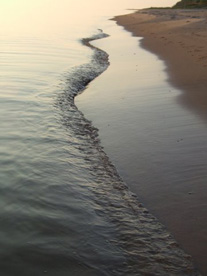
[[114, 9, 207, 275], [114, 9, 207, 121]]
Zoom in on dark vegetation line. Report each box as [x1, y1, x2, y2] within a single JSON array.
[[149, 0, 207, 9], [173, 0, 207, 8]]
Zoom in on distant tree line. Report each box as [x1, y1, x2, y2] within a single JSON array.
[[173, 0, 207, 8]]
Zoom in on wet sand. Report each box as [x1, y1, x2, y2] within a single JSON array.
[[113, 9, 207, 274], [114, 9, 207, 121]]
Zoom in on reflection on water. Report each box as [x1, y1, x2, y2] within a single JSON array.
[[0, 30, 198, 275], [76, 22, 207, 274], [0, 0, 199, 275], [177, 83, 207, 124]]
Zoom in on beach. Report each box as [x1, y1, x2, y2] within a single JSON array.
[[114, 9, 207, 119], [76, 8, 207, 275], [1, 0, 206, 274], [113, 9, 207, 274]]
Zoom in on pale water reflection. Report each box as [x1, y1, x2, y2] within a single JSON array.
[[0, 0, 177, 36], [76, 18, 207, 274], [1, 0, 198, 275]]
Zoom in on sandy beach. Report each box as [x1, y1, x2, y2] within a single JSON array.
[[113, 9, 207, 274], [114, 9, 207, 120]]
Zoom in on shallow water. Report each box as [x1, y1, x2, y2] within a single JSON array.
[[0, 0, 199, 275], [76, 15, 207, 275]]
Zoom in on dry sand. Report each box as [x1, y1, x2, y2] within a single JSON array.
[[114, 9, 207, 275], [114, 9, 207, 121]]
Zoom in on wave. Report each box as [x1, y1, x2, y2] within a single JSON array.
[[54, 31, 200, 275]]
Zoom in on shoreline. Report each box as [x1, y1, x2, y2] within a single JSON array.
[[113, 8, 207, 274], [77, 28, 201, 276], [114, 9, 207, 121]]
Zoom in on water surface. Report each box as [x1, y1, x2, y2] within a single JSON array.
[[0, 0, 199, 275], [76, 12, 207, 275]]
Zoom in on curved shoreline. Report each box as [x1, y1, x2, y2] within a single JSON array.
[[74, 31, 200, 275], [113, 9, 207, 274], [113, 9, 207, 121]]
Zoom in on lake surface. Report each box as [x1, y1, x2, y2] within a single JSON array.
[[0, 0, 200, 275], [77, 6, 207, 275]]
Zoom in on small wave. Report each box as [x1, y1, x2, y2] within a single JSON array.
[[54, 31, 200, 275]]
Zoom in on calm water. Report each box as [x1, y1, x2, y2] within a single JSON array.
[[0, 0, 199, 275], [76, 8, 207, 275]]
